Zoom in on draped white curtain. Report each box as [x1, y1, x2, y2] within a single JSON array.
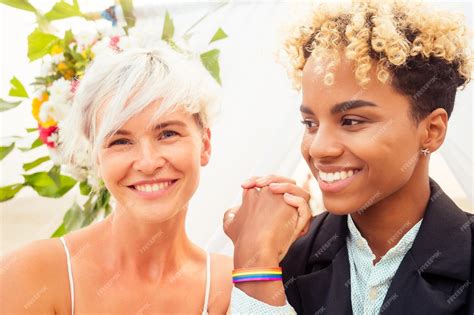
[[0, 1, 472, 255], [132, 1, 473, 254]]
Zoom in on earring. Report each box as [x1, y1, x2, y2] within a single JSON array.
[[421, 148, 431, 156]]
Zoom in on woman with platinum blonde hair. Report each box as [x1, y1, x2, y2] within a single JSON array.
[[1, 44, 233, 314]]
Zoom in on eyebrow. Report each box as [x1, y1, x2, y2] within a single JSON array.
[[112, 120, 187, 136], [300, 100, 378, 115]]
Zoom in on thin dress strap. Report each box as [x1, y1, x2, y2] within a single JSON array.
[[60, 237, 75, 315], [202, 252, 211, 315]]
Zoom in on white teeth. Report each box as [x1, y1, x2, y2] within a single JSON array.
[[134, 181, 172, 193], [318, 169, 360, 183]]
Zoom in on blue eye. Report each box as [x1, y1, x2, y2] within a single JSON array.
[[109, 138, 131, 146], [160, 130, 178, 139]]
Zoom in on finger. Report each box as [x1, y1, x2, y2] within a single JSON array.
[[241, 176, 263, 189], [223, 206, 239, 231], [283, 194, 312, 240], [268, 182, 311, 202], [299, 217, 313, 237], [254, 175, 297, 187]]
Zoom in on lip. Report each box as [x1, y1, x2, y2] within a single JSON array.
[[315, 167, 363, 194], [128, 179, 178, 200], [128, 178, 178, 186]]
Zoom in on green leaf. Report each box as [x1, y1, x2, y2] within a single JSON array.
[[119, 0, 136, 29], [200, 49, 221, 85], [50, 222, 67, 237], [63, 29, 74, 46], [63, 202, 84, 231], [18, 138, 43, 151], [0, 98, 21, 112], [27, 28, 59, 61], [8, 76, 29, 98], [0, 0, 36, 12], [48, 165, 61, 188], [161, 11, 174, 42], [44, 0, 82, 21], [23, 171, 76, 198], [0, 143, 15, 161], [209, 27, 228, 44], [79, 181, 92, 196], [0, 183, 25, 202], [26, 127, 38, 133], [23, 156, 50, 171]]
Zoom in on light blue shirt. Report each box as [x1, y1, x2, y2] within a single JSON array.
[[346, 215, 423, 315], [230, 215, 423, 314]]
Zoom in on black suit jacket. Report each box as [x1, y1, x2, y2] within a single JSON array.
[[281, 179, 473, 314]]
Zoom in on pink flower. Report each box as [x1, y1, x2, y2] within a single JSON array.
[[109, 36, 120, 50], [38, 124, 59, 148], [71, 79, 80, 94]]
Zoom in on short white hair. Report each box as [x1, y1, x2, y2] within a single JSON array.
[[59, 43, 220, 176]]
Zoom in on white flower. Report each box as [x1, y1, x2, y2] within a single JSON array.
[[51, 53, 65, 64], [49, 78, 73, 103], [98, 25, 125, 38], [117, 36, 138, 50], [91, 38, 116, 57], [39, 99, 70, 123], [40, 59, 54, 77], [75, 30, 97, 49]]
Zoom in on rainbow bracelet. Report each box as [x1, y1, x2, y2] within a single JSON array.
[[232, 267, 283, 283]]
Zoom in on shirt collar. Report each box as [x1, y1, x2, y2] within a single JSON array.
[[347, 214, 423, 262]]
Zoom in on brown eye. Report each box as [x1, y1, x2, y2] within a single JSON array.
[[300, 120, 318, 130], [341, 118, 363, 126]]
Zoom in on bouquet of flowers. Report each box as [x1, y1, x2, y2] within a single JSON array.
[[0, 0, 227, 236]]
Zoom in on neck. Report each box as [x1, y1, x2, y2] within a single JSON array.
[[350, 162, 430, 262], [101, 205, 200, 281]]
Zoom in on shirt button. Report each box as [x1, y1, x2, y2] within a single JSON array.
[[369, 287, 378, 300]]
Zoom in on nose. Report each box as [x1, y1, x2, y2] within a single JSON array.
[[132, 140, 166, 175], [308, 124, 344, 161]]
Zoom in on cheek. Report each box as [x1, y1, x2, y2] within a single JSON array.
[[356, 121, 420, 187], [98, 151, 131, 188], [300, 133, 312, 162]]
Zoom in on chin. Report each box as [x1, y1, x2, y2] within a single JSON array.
[[321, 196, 363, 216]]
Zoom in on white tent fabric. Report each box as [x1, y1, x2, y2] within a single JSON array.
[[0, 1, 471, 255], [131, 1, 473, 254]]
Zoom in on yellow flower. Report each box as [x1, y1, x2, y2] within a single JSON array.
[[57, 62, 68, 72], [64, 69, 75, 80], [51, 45, 63, 55], [32, 92, 49, 122]]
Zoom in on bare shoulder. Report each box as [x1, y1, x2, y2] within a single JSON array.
[[208, 254, 233, 314], [0, 238, 68, 314]]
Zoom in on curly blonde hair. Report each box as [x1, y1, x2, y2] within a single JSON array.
[[281, 0, 472, 120]]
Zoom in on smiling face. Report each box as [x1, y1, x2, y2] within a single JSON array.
[[300, 55, 429, 215], [96, 101, 211, 222]]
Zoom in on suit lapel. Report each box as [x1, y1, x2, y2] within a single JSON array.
[[380, 179, 472, 314], [294, 213, 353, 314]]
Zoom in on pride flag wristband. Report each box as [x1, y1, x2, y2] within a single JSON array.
[[232, 267, 283, 283]]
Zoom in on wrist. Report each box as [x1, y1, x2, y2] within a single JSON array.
[[234, 242, 280, 269]]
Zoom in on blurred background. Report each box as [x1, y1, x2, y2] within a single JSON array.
[[1, 0, 472, 256]]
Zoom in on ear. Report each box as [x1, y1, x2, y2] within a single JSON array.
[[200, 128, 212, 167], [420, 108, 448, 153]]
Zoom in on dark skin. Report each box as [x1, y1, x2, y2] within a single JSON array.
[[225, 53, 449, 305]]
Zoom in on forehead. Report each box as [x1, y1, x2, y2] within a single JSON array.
[[301, 54, 410, 113], [96, 99, 194, 137]]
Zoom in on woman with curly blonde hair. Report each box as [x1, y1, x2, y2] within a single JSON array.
[[227, 0, 474, 314]]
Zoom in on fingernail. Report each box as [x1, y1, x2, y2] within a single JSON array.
[[269, 183, 282, 188]]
